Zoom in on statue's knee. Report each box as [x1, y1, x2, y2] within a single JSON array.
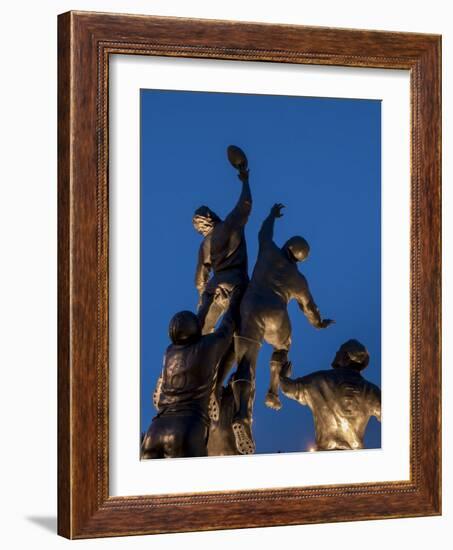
[[271, 349, 288, 365], [233, 362, 252, 382], [234, 335, 261, 361]]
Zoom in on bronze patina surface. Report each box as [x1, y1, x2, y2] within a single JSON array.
[[280, 340, 381, 450]]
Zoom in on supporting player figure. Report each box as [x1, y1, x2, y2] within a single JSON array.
[[280, 339, 381, 450]]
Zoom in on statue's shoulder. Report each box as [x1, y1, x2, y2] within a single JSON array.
[[365, 379, 381, 397], [313, 369, 332, 380], [298, 370, 326, 385]]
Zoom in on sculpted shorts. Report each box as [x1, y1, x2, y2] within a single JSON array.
[[142, 414, 208, 459], [239, 290, 292, 350]]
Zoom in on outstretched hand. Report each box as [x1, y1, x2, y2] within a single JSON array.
[[319, 319, 335, 329], [271, 203, 285, 218], [214, 286, 231, 309]]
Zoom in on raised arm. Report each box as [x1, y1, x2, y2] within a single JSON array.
[[223, 169, 252, 229], [294, 274, 334, 329], [203, 288, 240, 357], [258, 203, 285, 248], [194, 238, 211, 298]]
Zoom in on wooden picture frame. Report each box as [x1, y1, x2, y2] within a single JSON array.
[[58, 10, 441, 539]]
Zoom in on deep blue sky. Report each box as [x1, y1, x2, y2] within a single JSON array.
[[140, 89, 381, 454]]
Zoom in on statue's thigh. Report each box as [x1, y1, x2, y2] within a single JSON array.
[[205, 299, 224, 332], [239, 310, 265, 342], [198, 291, 215, 332], [157, 417, 207, 458], [263, 308, 292, 350], [175, 417, 208, 458], [142, 421, 165, 458]]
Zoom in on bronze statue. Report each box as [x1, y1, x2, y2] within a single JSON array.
[[231, 203, 334, 454], [141, 293, 239, 459], [193, 146, 252, 420], [207, 378, 244, 456], [279, 340, 381, 451]]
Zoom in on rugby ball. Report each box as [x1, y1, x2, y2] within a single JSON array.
[[227, 145, 248, 170]]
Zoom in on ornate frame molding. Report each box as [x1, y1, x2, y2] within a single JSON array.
[[58, 11, 441, 538]]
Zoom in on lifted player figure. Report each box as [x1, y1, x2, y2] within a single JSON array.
[[192, 146, 252, 422], [231, 203, 334, 454]]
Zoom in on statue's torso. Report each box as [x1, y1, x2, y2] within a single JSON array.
[[158, 338, 220, 423], [208, 222, 248, 288], [302, 369, 380, 450], [247, 243, 303, 304]]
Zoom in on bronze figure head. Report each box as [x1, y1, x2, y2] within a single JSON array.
[[192, 206, 222, 236], [331, 339, 370, 371], [168, 311, 202, 345], [282, 236, 310, 263]]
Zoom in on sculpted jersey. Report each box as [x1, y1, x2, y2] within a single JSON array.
[[248, 241, 312, 305], [238, 208, 323, 330], [290, 368, 381, 450], [157, 316, 234, 424], [211, 224, 248, 285], [196, 182, 251, 292]]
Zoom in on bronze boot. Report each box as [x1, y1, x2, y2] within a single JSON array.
[[231, 379, 255, 454], [265, 360, 283, 410]]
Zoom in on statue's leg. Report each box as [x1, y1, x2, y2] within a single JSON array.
[[197, 289, 221, 334], [207, 382, 240, 456], [208, 283, 245, 421], [265, 349, 289, 410], [209, 342, 235, 422], [264, 310, 292, 410], [231, 378, 255, 454], [183, 418, 209, 458], [230, 333, 261, 454], [217, 343, 236, 388], [140, 422, 164, 459], [164, 416, 208, 458]]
